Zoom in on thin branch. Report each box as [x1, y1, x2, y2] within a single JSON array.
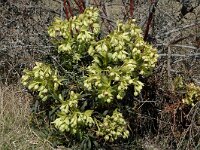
[[74, 0, 84, 13], [66, 0, 73, 17], [101, 1, 107, 17], [157, 43, 198, 50], [80, 0, 86, 10], [85, 0, 89, 7], [100, 16, 116, 26], [92, 0, 99, 6], [156, 21, 200, 38], [63, 0, 69, 19], [130, 0, 134, 17], [167, 46, 173, 90], [144, 0, 159, 41], [159, 53, 200, 57]]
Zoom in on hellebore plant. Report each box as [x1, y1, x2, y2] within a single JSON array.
[[21, 7, 158, 143]]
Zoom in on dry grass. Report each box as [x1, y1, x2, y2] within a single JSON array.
[[0, 84, 54, 150]]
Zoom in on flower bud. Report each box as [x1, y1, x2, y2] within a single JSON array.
[[114, 76, 120, 81], [118, 86, 122, 90], [33, 84, 39, 90], [45, 73, 49, 78], [43, 88, 48, 93], [22, 82, 28, 86], [117, 94, 122, 99], [110, 72, 115, 76], [128, 79, 133, 84], [21, 75, 29, 81], [106, 99, 111, 103], [104, 135, 109, 141], [134, 91, 138, 96], [98, 83, 102, 87], [34, 72, 39, 78]]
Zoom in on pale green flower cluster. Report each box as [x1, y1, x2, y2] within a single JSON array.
[[84, 20, 158, 103], [21, 62, 62, 101], [96, 109, 129, 142], [182, 83, 200, 106], [53, 91, 94, 133], [48, 7, 100, 62]]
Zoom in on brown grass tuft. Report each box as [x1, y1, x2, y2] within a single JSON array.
[[0, 84, 54, 150]]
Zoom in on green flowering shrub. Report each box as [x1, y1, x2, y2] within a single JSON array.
[[182, 83, 200, 106], [21, 7, 158, 147]]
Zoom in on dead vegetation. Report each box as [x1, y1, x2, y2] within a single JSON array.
[[0, 0, 200, 149], [0, 84, 55, 149]]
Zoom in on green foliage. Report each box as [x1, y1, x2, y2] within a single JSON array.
[[21, 7, 158, 148]]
